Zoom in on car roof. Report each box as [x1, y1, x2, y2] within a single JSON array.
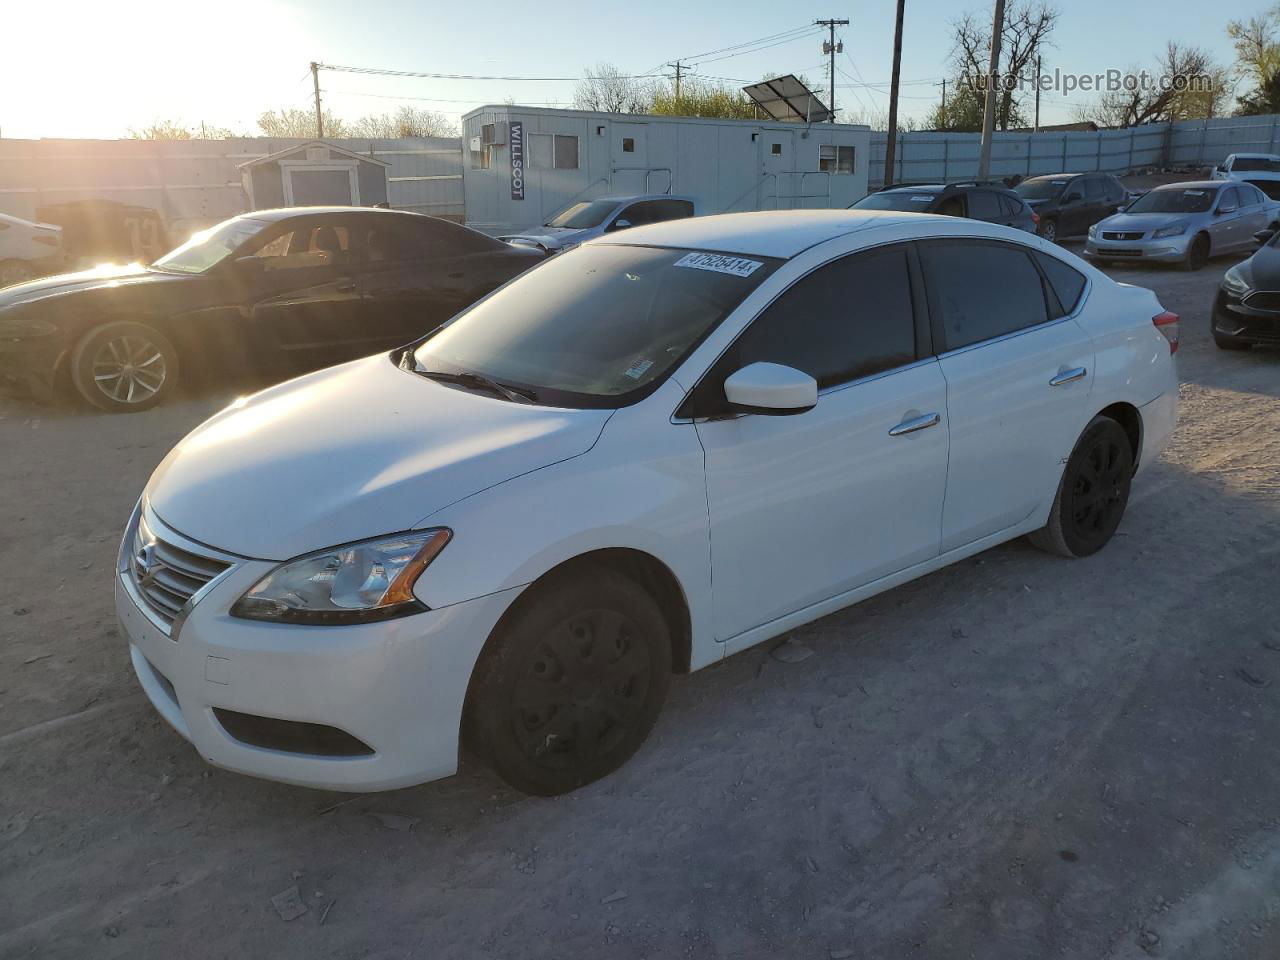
[[594, 209, 951, 258], [1024, 173, 1083, 181], [1149, 180, 1221, 191], [241, 206, 431, 222], [580, 194, 696, 204], [1229, 152, 1280, 159]]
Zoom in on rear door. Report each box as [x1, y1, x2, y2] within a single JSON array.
[[919, 239, 1095, 551], [692, 243, 949, 647], [1058, 178, 1089, 235]]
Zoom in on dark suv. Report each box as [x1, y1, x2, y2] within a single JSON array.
[[1015, 173, 1128, 242], [851, 182, 1038, 233]]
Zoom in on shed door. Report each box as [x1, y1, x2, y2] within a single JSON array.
[[285, 168, 358, 206]]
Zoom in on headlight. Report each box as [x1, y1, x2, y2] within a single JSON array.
[[231, 529, 451, 625], [1152, 223, 1188, 239], [1222, 265, 1251, 296], [1087, 223, 1098, 238]]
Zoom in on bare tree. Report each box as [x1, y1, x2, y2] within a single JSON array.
[[128, 119, 239, 139], [572, 62, 653, 114], [257, 108, 351, 139], [950, 1, 1058, 130], [350, 106, 458, 138], [1228, 5, 1280, 113], [1073, 43, 1222, 127]]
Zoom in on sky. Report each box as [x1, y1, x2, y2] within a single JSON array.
[[0, 0, 1257, 140]]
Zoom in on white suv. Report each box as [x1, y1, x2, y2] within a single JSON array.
[[116, 210, 1179, 796]]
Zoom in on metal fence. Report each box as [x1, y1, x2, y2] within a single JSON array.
[[867, 113, 1280, 189], [0, 136, 464, 236]]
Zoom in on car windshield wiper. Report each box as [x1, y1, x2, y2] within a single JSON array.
[[406, 357, 538, 404]]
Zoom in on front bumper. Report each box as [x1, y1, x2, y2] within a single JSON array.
[[1085, 233, 1192, 263], [116, 505, 522, 792], [1212, 289, 1280, 345]]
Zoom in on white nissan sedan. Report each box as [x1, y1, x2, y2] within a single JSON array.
[[116, 210, 1179, 796]]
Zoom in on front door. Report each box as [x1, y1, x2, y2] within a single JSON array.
[[917, 239, 1095, 551], [691, 243, 949, 646], [761, 130, 796, 209]]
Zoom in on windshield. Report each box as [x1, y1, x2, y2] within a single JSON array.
[[1126, 187, 1216, 214], [1231, 156, 1280, 172], [1016, 179, 1070, 201], [153, 217, 269, 273], [412, 244, 779, 408], [852, 191, 938, 211], [544, 200, 618, 229]]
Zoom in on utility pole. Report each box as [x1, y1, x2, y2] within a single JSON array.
[[941, 78, 947, 114], [976, 0, 1006, 180], [669, 61, 684, 103], [816, 18, 849, 122], [311, 61, 324, 139], [1034, 55, 1041, 133], [883, 0, 906, 188]]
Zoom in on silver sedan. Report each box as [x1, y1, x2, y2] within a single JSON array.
[[1085, 181, 1273, 270]]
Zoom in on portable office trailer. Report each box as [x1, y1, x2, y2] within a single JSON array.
[[461, 105, 870, 235]]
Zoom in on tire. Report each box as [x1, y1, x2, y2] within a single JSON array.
[[1029, 415, 1134, 559], [0, 260, 34, 288], [70, 320, 179, 413], [1213, 332, 1251, 351], [468, 567, 672, 795], [1037, 218, 1058, 243], [1182, 233, 1209, 271]]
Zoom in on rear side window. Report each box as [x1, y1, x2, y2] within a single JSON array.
[[653, 199, 694, 221], [717, 245, 918, 393], [966, 191, 1001, 220], [1034, 252, 1087, 317], [997, 194, 1022, 217], [1085, 177, 1104, 200], [919, 240, 1048, 350]]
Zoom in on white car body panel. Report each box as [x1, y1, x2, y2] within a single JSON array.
[[119, 210, 1179, 791]]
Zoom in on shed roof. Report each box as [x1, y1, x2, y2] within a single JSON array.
[[238, 140, 391, 169]]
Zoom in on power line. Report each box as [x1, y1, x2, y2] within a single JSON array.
[[677, 24, 819, 63]]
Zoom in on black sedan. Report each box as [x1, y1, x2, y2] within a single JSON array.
[[1213, 226, 1280, 350], [0, 207, 544, 412]]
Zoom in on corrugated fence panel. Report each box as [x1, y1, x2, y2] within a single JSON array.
[[0, 136, 464, 233]]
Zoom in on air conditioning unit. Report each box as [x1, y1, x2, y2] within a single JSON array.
[[469, 136, 482, 154], [481, 122, 508, 146]]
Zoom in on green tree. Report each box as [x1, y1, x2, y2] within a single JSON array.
[[650, 78, 758, 119]]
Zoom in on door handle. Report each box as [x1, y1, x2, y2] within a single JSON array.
[[888, 412, 941, 437], [1049, 367, 1088, 387], [336, 281, 357, 293], [447, 271, 464, 279]]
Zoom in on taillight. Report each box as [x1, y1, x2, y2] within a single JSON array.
[[1031, 212, 1040, 224], [1153, 311, 1179, 354]]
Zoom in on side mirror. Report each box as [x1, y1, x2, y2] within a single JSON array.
[[1254, 228, 1275, 245], [1217, 204, 1237, 216], [608, 218, 633, 232], [723, 362, 817, 415]]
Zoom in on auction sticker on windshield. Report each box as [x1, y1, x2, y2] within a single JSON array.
[[673, 252, 763, 277]]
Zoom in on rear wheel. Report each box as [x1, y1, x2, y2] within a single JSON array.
[[1183, 233, 1209, 271], [1030, 416, 1134, 558], [468, 568, 672, 795], [70, 320, 178, 413]]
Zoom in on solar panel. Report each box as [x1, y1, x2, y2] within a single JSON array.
[[742, 75, 833, 124]]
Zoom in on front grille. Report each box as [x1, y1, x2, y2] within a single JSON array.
[[1242, 290, 1280, 312], [1102, 231, 1144, 241], [1101, 248, 1144, 257], [128, 513, 231, 632]]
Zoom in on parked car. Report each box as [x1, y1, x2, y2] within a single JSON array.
[[1085, 181, 1270, 270], [0, 207, 544, 412], [850, 182, 1038, 233], [116, 209, 1179, 796], [1211, 224, 1280, 350], [0, 213, 64, 287], [1015, 173, 1128, 242], [500, 195, 697, 253], [1210, 152, 1280, 200]]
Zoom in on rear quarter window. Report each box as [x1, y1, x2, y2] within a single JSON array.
[[1035, 252, 1088, 317]]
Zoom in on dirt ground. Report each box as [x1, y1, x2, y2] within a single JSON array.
[[2, 244, 1279, 960]]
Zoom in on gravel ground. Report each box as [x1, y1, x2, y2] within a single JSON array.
[[2, 245, 1279, 960]]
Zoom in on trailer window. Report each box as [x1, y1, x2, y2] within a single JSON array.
[[820, 144, 855, 174], [553, 135, 579, 169]]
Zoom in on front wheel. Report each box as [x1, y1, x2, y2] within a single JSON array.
[[70, 320, 179, 412], [1030, 416, 1134, 558], [468, 568, 672, 795], [1183, 233, 1209, 271], [1037, 218, 1058, 243]]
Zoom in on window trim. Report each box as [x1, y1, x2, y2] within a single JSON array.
[[675, 240, 932, 421]]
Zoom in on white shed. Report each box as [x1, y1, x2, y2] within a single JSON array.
[[461, 105, 870, 235]]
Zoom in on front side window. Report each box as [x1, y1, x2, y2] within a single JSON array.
[[1016, 178, 1068, 201], [1085, 177, 1104, 200], [819, 144, 855, 174], [1219, 187, 1241, 211], [919, 240, 1048, 351], [704, 245, 918, 405], [249, 223, 351, 271], [152, 217, 269, 274], [653, 199, 695, 221], [545, 199, 617, 229], [412, 244, 780, 408]]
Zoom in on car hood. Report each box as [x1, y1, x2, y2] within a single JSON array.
[[501, 226, 589, 250], [145, 355, 612, 560], [1095, 212, 1201, 232], [1240, 243, 1280, 287], [0, 263, 184, 307]]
